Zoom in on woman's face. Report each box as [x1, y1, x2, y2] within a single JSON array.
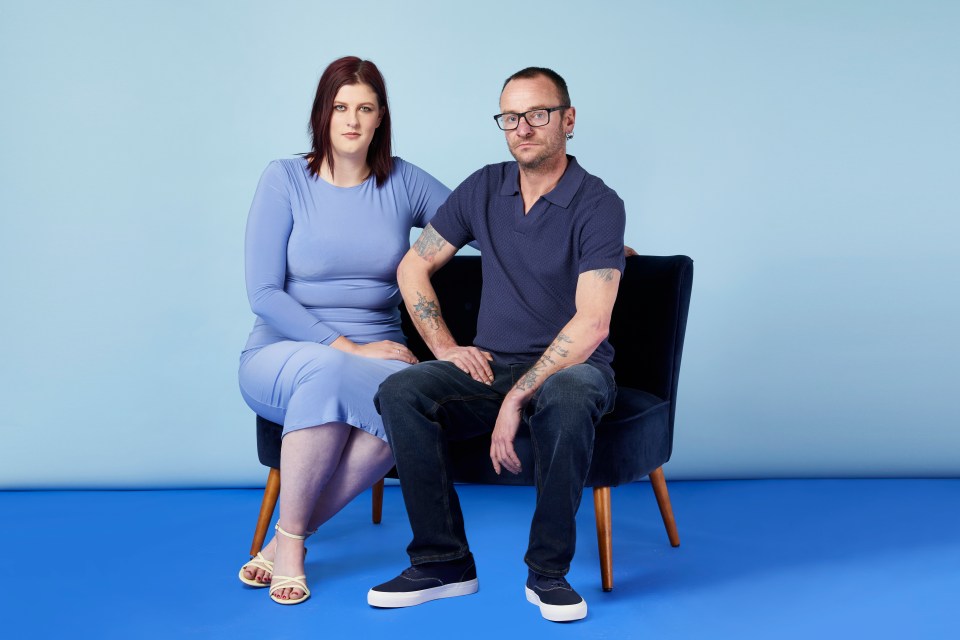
[[329, 82, 383, 160]]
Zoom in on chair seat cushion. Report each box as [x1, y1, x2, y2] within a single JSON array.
[[588, 387, 671, 487], [447, 387, 671, 487], [256, 416, 284, 469], [257, 387, 671, 488]]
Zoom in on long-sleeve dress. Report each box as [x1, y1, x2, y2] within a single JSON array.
[[239, 156, 450, 440]]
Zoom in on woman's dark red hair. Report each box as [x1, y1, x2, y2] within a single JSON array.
[[306, 56, 393, 186]]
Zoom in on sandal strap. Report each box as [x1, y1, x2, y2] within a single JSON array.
[[242, 552, 274, 573], [269, 575, 310, 596], [274, 523, 310, 540]]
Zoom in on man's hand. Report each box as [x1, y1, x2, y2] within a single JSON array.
[[436, 345, 494, 384], [491, 395, 525, 475]]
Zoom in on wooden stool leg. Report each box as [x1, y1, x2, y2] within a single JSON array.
[[249, 467, 280, 556], [372, 477, 385, 524], [649, 467, 680, 547], [593, 486, 614, 592]]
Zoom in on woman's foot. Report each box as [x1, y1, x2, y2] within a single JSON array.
[[239, 537, 278, 587], [269, 524, 310, 604], [239, 527, 312, 588]]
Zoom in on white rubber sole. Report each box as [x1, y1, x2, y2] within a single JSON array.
[[525, 586, 588, 622], [367, 578, 479, 608]]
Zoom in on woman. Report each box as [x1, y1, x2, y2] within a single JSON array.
[[237, 56, 450, 605]]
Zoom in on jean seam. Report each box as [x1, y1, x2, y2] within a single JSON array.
[[530, 417, 544, 495], [434, 393, 503, 407]]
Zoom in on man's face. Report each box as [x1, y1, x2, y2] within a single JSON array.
[[499, 76, 574, 171]]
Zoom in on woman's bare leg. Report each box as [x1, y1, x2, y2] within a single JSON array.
[[305, 428, 394, 530], [244, 424, 394, 600], [248, 423, 350, 599]]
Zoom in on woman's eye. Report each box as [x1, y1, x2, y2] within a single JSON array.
[[334, 105, 346, 111], [360, 106, 372, 112]]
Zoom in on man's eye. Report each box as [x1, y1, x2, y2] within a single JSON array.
[[531, 111, 546, 121], [505, 115, 519, 124]]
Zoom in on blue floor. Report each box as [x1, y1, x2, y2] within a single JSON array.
[[1, 479, 957, 639]]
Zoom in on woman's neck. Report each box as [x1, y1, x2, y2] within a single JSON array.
[[318, 153, 371, 187]]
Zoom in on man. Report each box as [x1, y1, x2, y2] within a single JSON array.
[[368, 67, 626, 622]]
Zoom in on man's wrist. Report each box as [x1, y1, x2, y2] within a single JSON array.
[[432, 336, 459, 358], [504, 389, 531, 409]]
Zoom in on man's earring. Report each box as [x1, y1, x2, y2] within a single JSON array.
[[565, 132, 574, 140]]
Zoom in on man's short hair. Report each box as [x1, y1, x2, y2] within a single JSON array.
[[501, 67, 571, 107]]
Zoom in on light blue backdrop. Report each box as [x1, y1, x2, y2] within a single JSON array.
[[1, 1, 957, 488]]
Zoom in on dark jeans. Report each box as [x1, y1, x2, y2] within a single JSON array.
[[375, 359, 616, 577]]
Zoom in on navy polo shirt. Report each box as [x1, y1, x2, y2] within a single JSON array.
[[430, 156, 626, 376]]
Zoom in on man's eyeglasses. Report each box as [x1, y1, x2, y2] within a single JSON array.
[[493, 106, 567, 131]]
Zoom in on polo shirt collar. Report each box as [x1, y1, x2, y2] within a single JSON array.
[[499, 155, 586, 209]]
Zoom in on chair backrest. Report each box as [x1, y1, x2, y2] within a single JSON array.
[[401, 255, 484, 362], [397, 254, 693, 477], [609, 255, 694, 459], [401, 254, 692, 398]]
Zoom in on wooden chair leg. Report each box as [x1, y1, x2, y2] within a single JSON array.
[[372, 477, 385, 524], [593, 486, 614, 592], [649, 467, 680, 547], [249, 467, 281, 556]]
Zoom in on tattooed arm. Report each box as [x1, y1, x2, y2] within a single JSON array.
[[397, 224, 495, 383], [490, 267, 622, 474]]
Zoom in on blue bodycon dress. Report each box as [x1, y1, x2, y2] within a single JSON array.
[[239, 157, 450, 440]]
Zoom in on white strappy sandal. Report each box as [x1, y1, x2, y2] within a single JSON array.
[[268, 524, 312, 605], [238, 524, 315, 589]]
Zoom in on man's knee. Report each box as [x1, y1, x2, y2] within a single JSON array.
[[535, 365, 610, 410], [375, 361, 454, 413], [377, 366, 415, 401]]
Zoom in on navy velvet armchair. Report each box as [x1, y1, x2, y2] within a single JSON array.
[[248, 254, 693, 591]]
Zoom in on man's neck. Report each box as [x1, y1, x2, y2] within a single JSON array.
[[518, 154, 569, 214]]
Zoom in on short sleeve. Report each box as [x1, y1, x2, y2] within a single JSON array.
[[429, 167, 487, 249], [578, 192, 627, 275]]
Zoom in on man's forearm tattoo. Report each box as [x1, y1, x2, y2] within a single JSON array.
[[593, 268, 615, 282], [516, 333, 573, 391], [413, 292, 441, 331], [516, 361, 546, 391], [548, 332, 573, 358], [412, 225, 447, 260]]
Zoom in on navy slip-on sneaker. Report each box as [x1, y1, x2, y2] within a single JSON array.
[[368, 556, 478, 608], [524, 569, 587, 622]]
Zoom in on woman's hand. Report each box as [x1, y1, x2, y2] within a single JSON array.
[[331, 337, 418, 364]]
